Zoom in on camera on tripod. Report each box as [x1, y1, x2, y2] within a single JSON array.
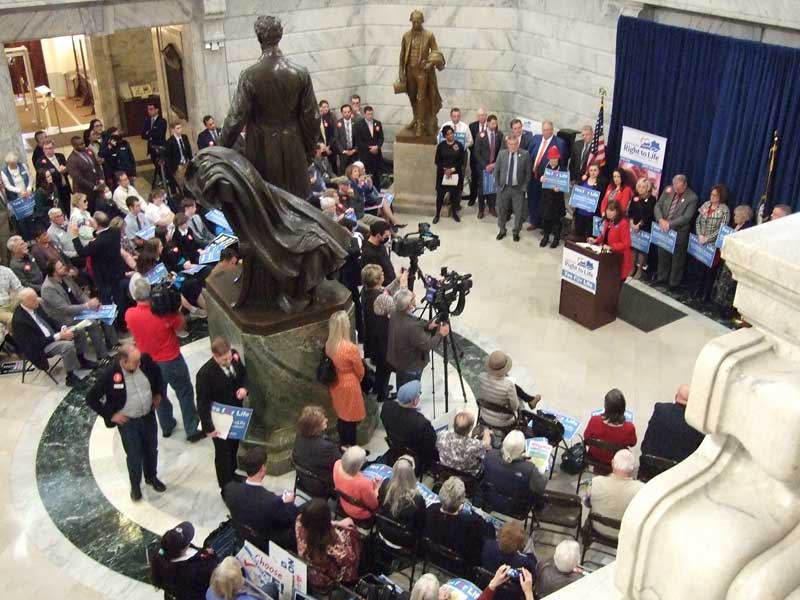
[[392, 222, 441, 258], [423, 267, 473, 320]]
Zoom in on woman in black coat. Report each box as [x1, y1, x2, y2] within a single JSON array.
[[627, 177, 657, 280], [434, 125, 465, 224]]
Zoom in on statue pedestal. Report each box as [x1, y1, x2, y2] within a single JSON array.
[[392, 135, 437, 216], [204, 271, 379, 475]]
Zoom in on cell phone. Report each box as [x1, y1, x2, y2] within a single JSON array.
[[507, 569, 521, 579]]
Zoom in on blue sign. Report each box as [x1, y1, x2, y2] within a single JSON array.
[[716, 224, 736, 250], [134, 224, 155, 240], [9, 196, 35, 219], [145, 262, 168, 284], [569, 185, 601, 213], [211, 402, 253, 440], [416, 482, 440, 508], [362, 463, 393, 481], [182, 264, 205, 274], [592, 216, 603, 237], [541, 411, 582, 442], [688, 234, 716, 267], [542, 168, 569, 191], [650, 227, 677, 253], [630, 228, 651, 253], [200, 244, 223, 264], [482, 169, 496, 195], [205, 209, 232, 232], [592, 408, 634, 422], [211, 233, 238, 249], [74, 303, 118, 326], [442, 579, 482, 600], [437, 131, 467, 148], [383, 193, 394, 206]]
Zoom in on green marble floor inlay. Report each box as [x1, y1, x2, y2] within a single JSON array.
[[34, 319, 485, 583]]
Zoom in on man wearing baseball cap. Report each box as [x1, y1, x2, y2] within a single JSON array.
[[85, 343, 167, 501], [380, 380, 438, 475], [150, 521, 219, 597]]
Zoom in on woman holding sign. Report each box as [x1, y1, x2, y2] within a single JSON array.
[[538, 146, 567, 248], [433, 125, 465, 224], [572, 163, 606, 241], [589, 199, 632, 283], [692, 184, 730, 302], [628, 178, 656, 280]]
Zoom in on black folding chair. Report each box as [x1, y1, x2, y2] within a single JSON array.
[[21, 355, 62, 384], [475, 397, 522, 446], [637, 454, 678, 483], [533, 490, 583, 543], [230, 517, 270, 553], [575, 437, 627, 493], [291, 459, 337, 500], [373, 512, 419, 587], [385, 433, 423, 479], [580, 512, 622, 565], [428, 461, 480, 495], [336, 489, 375, 534], [476, 478, 534, 532], [422, 536, 470, 579]]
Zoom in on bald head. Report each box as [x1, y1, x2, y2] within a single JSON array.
[[18, 287, 39, 309], [675, 384, 690, 405], [118, 344, 142, 372]]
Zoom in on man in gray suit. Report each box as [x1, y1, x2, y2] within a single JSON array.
[[41, 258, 117, 363], [653, 174, 699, 288], [494, 135, 532, 242]]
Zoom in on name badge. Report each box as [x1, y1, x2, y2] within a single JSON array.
[[113, 383, 125, 389]]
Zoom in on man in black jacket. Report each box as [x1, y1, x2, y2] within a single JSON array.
[[197, 115, 221, 149], [85, 344, 166, 501], [36, 139, 72, 215], [196, 337, 249, 488], [353, 106, 385, 191], [641, 384, 705, 462], [11, 287, 82, 386], [360, 221, 396, 285], [142, 101, 168, 167], [71, 212, 129, 310], [380, 379, 438, 475], [165, 122, 193, 195], [223, 447, 299, 551]]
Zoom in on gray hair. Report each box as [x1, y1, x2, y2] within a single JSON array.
[[18, 287, 37, 304], [438, 476, 465, 512], [501, 429, 526, 463], [553, 540, 581, 573], [6, 234, 23, 252], [733, 204, 754, 220], [542, 119, 554, 129], [453, 411, 475, 436], [393, 288, 414, 312], [772, 203, 793, 217], [611, 449, 635, 475], [130, 276, 152, 301], [4, 151, 18, 164], [672, 174, 688, 186], [48, 207, 63, 220], [581, 125, 593, 134], [341, 445, 367, 476], [409, 574, 440, 600]]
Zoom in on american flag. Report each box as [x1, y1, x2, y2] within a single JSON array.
[[586, 95, 606, 172]]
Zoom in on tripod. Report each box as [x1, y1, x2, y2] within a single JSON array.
[[419, 303, 468, 418]]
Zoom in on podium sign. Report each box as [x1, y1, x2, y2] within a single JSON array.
[[559, 241, 622, 330], [561, 248, 599, 294]]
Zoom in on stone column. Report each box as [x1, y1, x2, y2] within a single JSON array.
[[613, 213, 800, 599], [84, 35, 120, 128], [197, 0, 231, 122], [0, 44, 27, 168]]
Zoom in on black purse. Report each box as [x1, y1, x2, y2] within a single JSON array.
[[560, 440, 586, 474], [316, 349, 338, 385]]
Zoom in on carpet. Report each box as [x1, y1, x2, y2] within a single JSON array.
[[617, 284, 686, 332]]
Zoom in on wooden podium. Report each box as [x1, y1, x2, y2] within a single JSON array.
[[558, 241, 623, 330]]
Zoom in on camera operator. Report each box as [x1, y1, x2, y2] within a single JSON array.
[[360, 221, 396, 285], [387, 288, 450, 388]]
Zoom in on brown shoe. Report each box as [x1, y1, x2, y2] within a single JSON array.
[[526, 224, 536, 231], [478, 209, 485, 219], [489, 208, 497, 217]]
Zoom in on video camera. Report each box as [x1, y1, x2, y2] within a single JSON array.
[[423, 266, 473, 321], [392, 222, 440, 258]]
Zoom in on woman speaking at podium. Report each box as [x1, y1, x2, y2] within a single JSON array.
[[589, 199, 632, 284]]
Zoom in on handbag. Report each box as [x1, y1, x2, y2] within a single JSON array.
[[354, 574, 404, 600], [316, 348, 337, 385], [560, 440, 586, 475], [361, 360, 376, 393]]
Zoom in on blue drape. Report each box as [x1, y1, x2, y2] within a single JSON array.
[[608, 17, 800, 212]]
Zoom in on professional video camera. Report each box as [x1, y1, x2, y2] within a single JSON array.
[[423, 266, 473, 321], [392, 222, 440, 258]]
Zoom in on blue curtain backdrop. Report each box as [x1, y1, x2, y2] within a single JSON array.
[[608, 16, 800, 212]]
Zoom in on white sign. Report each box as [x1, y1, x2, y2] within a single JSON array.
[[561, 247, 599, 294], [237, 541, 294, 600], [619, 126, 668, 195], [269, 541, 308, 595], [518, 117, 542, 135]]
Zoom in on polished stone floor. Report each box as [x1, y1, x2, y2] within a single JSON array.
[[0, 211, 728, 599]]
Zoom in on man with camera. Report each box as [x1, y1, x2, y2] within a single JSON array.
[[360, 221, 396, 285], [387, 288, 450, 387], [125, 276, 203, 442]]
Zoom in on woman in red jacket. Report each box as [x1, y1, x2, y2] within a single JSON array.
[[583, 388, 637, 467], [590, 199, 633, 282], [599, 169, 632, 216]]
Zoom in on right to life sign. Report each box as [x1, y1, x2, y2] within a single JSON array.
[[561, 247, 599, 294]]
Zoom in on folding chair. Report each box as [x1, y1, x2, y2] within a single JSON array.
[[476, 478, 534, 532], [422, 536, 470, 580], [637, 454, 678, 483], [428, 461, 480, 495], [575, 437, 627, 493], [385, 433, 423, 479], [533, 490, 583, 543], [21, 355, 62, 384], [475, 397, 520, 444], [373, 512, 420, 587], [580, 513, 622, 564], [291, 459, 337, 500]]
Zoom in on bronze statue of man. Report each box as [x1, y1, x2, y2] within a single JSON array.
[[219, 15, 320, 199], [396, 10, 445, 138]]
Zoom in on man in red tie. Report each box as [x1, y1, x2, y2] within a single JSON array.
[[653, 174, 699, 288], [526, 120, 567, 232]]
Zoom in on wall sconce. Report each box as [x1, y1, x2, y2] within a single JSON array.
[[204, 41, 224, 51]]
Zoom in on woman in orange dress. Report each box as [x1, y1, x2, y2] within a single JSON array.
[[326, 310, 365, 448]]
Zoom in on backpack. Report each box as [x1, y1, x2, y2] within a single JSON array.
[[316, 348, 337, 385]]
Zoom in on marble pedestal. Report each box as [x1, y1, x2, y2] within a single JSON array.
[[204, 272, 379, 475], [392, 137, 437, 216]]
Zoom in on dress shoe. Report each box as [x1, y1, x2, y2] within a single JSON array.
[[187, 431, 206, 443], [513, 234, 520, 242], [477, 209, 484, 219], [452, 212, 461, 222], [467, 199, 476, 207], [550, 237, 559, 249], [131, 487, 143, 501], [539, 236, 549, 247], [489, 207, 497, 217], [526, 224, 536, 231], [65, 372, 81, 387], [78, 356, 98, 370], [395, 223, 407, 229], [496, 232, 506, 240], [145, 477, 167, 492], [432, 215, 440, 224]]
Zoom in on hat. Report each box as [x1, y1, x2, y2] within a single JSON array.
[[397, 380, 422, 405], [546, 146, 561, 160], [485, 351, 512, 377], [161, 521, 195, 558]]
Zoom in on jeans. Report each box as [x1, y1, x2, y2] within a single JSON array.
[[157, 355, 199, 438], [118, 410, 158, 489]]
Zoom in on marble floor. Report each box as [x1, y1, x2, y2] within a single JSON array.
[[0, 211, 728, 599]]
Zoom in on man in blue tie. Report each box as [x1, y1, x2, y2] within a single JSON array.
[[494, 136, 532, 242]]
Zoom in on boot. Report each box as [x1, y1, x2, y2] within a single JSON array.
[[433, 213, 440, 224], [550, 227, 561, 248], [539, 233, 549, 247]]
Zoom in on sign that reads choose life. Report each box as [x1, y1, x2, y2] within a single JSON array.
[[561, 247, 599, 294]]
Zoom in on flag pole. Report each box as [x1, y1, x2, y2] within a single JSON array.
[[757, 129, 779, 224]]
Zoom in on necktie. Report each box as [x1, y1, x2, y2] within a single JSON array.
[[212, 129, 218, 142], [137, 215, 143, 229], [508, 152, 515, 186], [178, 138, 185, 162], [581, 143, 589, 165], [667, 194, 682, 219], [34, 311, 53, 336], [368, 121, 373, 137], [489, 132, 496, 162], [534, 139, 548, 174], [320, 121, 327, 144], [346, 121, 352, 148], [60, 280, 79, 304]]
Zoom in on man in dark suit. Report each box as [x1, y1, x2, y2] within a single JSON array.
[[381, 380, 438, 475], [165, 122, 193, 195], [494, 135, 532, 242], [509, 119, 533, 154], [141, 100, 168, 184], [11, 287, 82, 386], [569, 125, 593, 183], [196, 337, 249, 489], [334, 104, 358, 174], [36, 140, 72, 215], [197, 115, 221, 149], [31, 130, 48, 165], [318, 99, 337, 170], [71, 212, 129, 309], [222, 447, 299, 551], [467, 108, 488, 206], [473, 114, 502, 219], [354, 105, 385, 191], [526, 120, 567, 230], [85, 344, 167, 501], [66, 136, 104, 213], [641, 384, 704, 462], [653, 174, 699, 288]]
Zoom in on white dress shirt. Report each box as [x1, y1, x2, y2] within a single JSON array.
[[112, 184, 145, 214], [442, 120, 474, 147]]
